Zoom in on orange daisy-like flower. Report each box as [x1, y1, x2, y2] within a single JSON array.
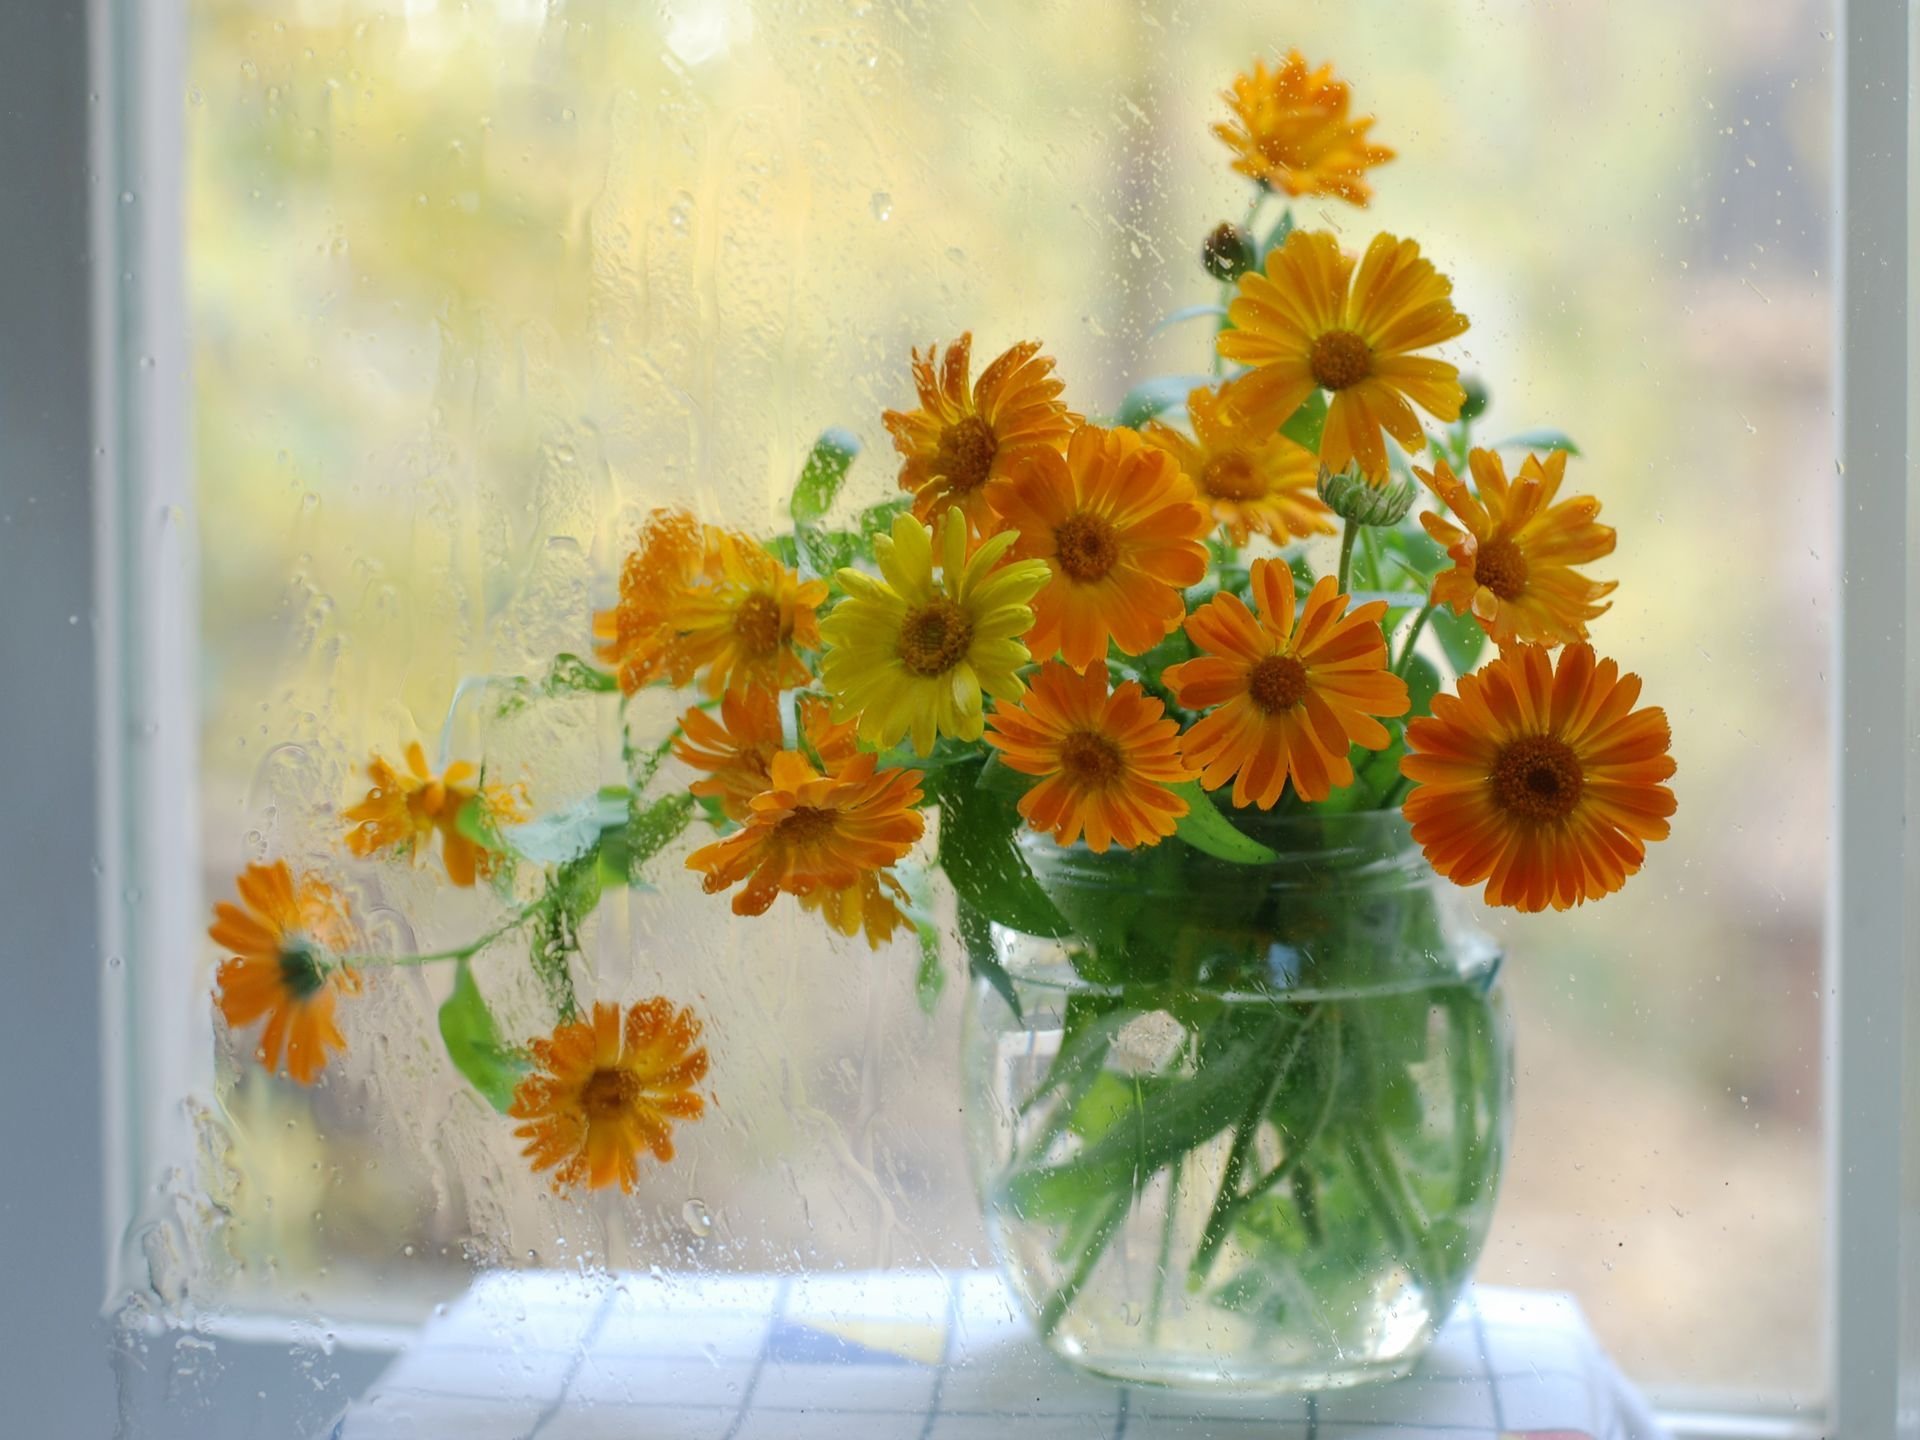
[[509, 999, 709, 1194], [1401, 643, 1676, 913], [1218, 229, 1468, 480], [209, 860, 362, 1085], [985, 660, 1194, 852], [673, 693, 863, 822], [344, 741, 526, 886], [591, 508, 707, 694], [594, 512, 826, 699], [1142, 386, 1335, 547], [1415, 448, 1618, 647], [989, 425, 1211, 670], [1213, 52, 1394, 205], [882, 332, 1080, 539], [685, 750, 925, 916], [799, 868, 913, 949], [1164, 560, 1410, 807]]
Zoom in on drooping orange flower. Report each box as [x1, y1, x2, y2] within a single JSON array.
[[798, 868, 913, 949], [686, 750, 925, 916], [1165, 561, 1409, 807], [510, 999, 709, 1194], [985, 660, 1195, 852], [1401, 643, 1676, 912], [1415, 448, 1618, 647], [1218, 229, 1468, 480], [209, 861, 362, 1085], [344, 741, 526, 886], [591, 508, 707, 694], [882, 333, 1080, 538], [988, 425, 1211, 670], [672, 690, 785, 822], [1213, 52, 1394, 204], [1142, 386, 1335, 547], [594, 512, 826, 699]]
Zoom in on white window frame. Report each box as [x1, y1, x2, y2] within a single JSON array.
[[25, 0, 1916, 1434]]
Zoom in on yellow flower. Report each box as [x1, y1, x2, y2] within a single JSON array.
[[343, 741, 526, 887], [819, 508, 1050, 754], [1218, 229, 1468, 480], [510, 999, 708, 1194], [209, 861, 362, 1085], [1142, 386, 1335, 547], [1415, 449, 1617, 647], [1213, 52, 1394, 204], [882, 333, 1080, 540], [798, 869, 913, 950]]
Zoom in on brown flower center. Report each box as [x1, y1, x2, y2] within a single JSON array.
[[1491, 735, 1585, 823], [732, 590, 786, 657], [1201, 451, 1268, 502], [777, 805, 840, 846], [1058, 731, 1125, 790], [277, 940, 328, 1000], [1248, 654, 1311, 713], [581, 1067, 641, 1121], [897, 597, 975, 677], [1308, 328, 1373, 391], [933, 415, 998, 495], [1054, 513, 1120, 583], [1473, 538, 1529, 601]]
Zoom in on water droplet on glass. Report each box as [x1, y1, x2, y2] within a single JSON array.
[[870, 191, 892, 222], [682, 1198, 712, 1237]]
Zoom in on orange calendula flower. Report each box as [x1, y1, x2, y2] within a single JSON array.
[[344, 741, 525, 887], [510, 999, 709, 1194], [594, 511, 826, 699], [1142, 386, 1335, 547], [799, 868, 913, 949], [1213, 52, 1394, 204], [1415, 448, 1618, 647], [1218, 229, 1468, 480], [1165, 560, 1410, 807], [989, 425, 1211, 671], [686, 750, 925, 916], [209, 861, 362, 1085], [1401, 643, 1676, 913], [591, 508, 707, 694], [882, 332, 1080, 538], [985, 660, 1195, 852], [673, 690, 785, 822]]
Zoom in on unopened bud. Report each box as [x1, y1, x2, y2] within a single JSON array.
[[1317, 463, 1416, 527], [1458, 376, 1490, 423], [1202, 222, 1255, 281]]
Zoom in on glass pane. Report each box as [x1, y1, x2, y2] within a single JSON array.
[[167, 0, 1828, 1413]]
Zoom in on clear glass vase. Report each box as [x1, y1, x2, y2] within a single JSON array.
[[960, 809, 1511, 1391]]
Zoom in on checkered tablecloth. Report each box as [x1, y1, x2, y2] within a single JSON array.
[[325, 1270, 1666, 1440]]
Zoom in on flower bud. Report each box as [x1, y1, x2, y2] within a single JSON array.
[[1317, 463, 1416, 527], [1458, 375, 1490, 423], [1202, 222, 1255, 281]]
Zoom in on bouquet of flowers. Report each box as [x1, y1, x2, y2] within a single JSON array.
[[207, 46, 1676, 1302]]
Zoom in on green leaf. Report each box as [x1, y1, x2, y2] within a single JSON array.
[[1114, 374, 1212, 429], [437, 959, 527, 1113], [1171, 781, 1279, 864], [790, 428, 862, 524], [934, 763, 1072, 938], [622, 791, 694, 878], [1280, 390, 1327, 452], [494, 653, 618, 717], [1488, 428, 1580, 457], [1429, 604, 1487, 677], [957, 904, 1024, 1022], [765, 533, 799, 567], [1403, 654, 1443, 717], [857, 495, 912, 542], [913, 920, 946, 1016], [529, 853, 600, 1022]]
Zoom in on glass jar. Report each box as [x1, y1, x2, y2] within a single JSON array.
[[960, 809, 1511, 1391]]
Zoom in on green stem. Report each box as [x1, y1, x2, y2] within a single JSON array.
[[1039, 1191, 1129, 1338], [1335, 519, 1359, 594], [1190, 1006, 1322, 1287], [1349, 1130, 1445, 1298], [1235, 1006, 1342, 1211], [1148, 1154, 1183, 1343], [350, 906, 539, 970], [1394, 599, 1439, 678]]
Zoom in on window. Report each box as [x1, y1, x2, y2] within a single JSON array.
[[27, 0, 1913, 1434]]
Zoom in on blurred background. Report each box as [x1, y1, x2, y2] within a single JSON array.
[[183, 0, 1832, 1400]]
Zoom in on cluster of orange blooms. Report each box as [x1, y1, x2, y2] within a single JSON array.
[[206, 50, 1675, 1196]]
